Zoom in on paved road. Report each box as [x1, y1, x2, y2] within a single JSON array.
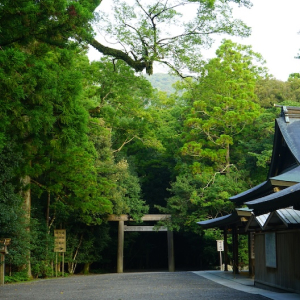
[[0, 272, 268, 300]]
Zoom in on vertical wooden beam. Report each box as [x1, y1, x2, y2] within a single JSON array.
[[248, 232, 255, 278], [167, 231, 175, 272], [224, 229, 228, 271], [0, 253, 4, 285], [232, 226, 239, 275], [117, 220, 124, 273]]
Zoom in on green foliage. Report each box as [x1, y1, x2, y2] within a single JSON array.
[[63, 222, 111, 274], [158, 40, 267, 231], [180, 40, 265, 169], [2, 0, 300, 275], [158, 170, 248, 232], [0, 0, 99, 48], [4, 270, 29, 283], [255, 77, 300, 108], [94, 0, 251, 74], [0, 142, 30, 268]]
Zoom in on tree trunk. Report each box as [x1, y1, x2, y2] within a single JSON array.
[[46, 191, 50, 228], [68, 234, 83, 274], [83, 263, 91, 275], [226, 143, 230, 173], [21, 175, 32, 279]]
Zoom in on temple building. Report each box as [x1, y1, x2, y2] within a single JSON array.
[[197, 105, 300, 293]]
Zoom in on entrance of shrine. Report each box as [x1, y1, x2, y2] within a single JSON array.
[[108, 214, 174, 273]]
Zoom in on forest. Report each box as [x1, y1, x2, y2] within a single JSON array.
[[1, 0, 300, 281]]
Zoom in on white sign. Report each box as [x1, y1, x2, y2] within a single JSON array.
[[216, 240, 224, 252]]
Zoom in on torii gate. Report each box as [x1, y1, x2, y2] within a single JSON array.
[[107, 214, 175, 273]]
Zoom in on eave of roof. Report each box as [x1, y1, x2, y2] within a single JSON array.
[[197, 208, 252, 229], [229, 180, 273, 205], [270, 165, 300, 186], [245, 182, 300, 215]]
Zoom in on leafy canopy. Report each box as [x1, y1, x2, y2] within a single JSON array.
[[90, 0, 252, 74]]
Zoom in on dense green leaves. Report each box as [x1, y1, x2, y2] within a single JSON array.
[[157, 40, 269, 231], [0, 0, 99, 48], [2, 0, 299, 276]]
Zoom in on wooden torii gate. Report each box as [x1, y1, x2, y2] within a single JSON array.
[[107, 214, 174, 273]]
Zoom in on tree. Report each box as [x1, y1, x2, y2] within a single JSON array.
[[89, 0, 252, 75], [80, 57, 161, 153], [0, 142, 30, 271], [160, 40, 266, 230], [0, 0, 99, 48], [1, 0, 252, 75], [182, 40, 265, 170], [255, 78, 298, 108], [0, 0, 100, 277]]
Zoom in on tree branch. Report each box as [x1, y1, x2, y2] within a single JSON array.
[[160, 60, 192, 79], [113, 136, 136, 153], [89, 38, 151, 74]]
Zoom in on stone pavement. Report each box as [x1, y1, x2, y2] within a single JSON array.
[[194, 270, 300, 300], [0, 271, 299, 300], [0, 271, 267, 300]]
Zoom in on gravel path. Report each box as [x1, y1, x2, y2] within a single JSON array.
[[0, 271, 268, 300]]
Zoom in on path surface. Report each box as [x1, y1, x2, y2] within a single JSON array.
[[0, 271, 268, 300]]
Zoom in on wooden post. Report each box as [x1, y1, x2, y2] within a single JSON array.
[[232, 226, 239, 275], [248, 232, 255, 278], [55, 253, 58, 277], [224, 229, 228, 271], [167, 231, 175, 272], [0, 253, 4, 285], [62, 253, 64, 277], [117, 220, 124, 273]]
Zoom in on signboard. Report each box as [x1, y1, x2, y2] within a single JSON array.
[[54, 229, 66, 253], [0, 238, 11, 254], [216, 240, 224, 252]]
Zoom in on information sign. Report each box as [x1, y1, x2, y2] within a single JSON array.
[[216, 240, 224, 252], [54, 229, 66, 253]]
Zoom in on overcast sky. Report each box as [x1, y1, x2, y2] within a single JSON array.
[[226, 0, 300, 81], [88, 0, 300, 81]]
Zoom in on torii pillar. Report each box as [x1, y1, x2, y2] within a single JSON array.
[[117, 220, 124, 273], [108, 214, 174, 273]]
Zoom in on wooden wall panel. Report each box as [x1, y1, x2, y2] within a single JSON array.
[[254, 233, 265, 282], [254, 230, 300, 293]]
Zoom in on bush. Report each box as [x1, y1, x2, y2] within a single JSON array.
[[4, 269, 29, 283], [31, 261, 53, 279]]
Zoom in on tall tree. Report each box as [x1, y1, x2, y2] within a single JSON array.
[[182, 40, 265, 170], [160, 40, 266, 231]]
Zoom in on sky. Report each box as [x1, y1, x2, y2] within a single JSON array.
[[88, 0, 300, 81], [227, 0, 300, 81]]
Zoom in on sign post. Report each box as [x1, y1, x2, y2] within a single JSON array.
[[216, 240, 224, 271], [0, 238, 11, 285], [54, 230, 66, 277]]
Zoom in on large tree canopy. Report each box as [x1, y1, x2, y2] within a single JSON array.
[[89, 0, 252, 74], [0, 0, 253, 75], [5, 0, 294, 277], [157, 40, 267, 231]]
